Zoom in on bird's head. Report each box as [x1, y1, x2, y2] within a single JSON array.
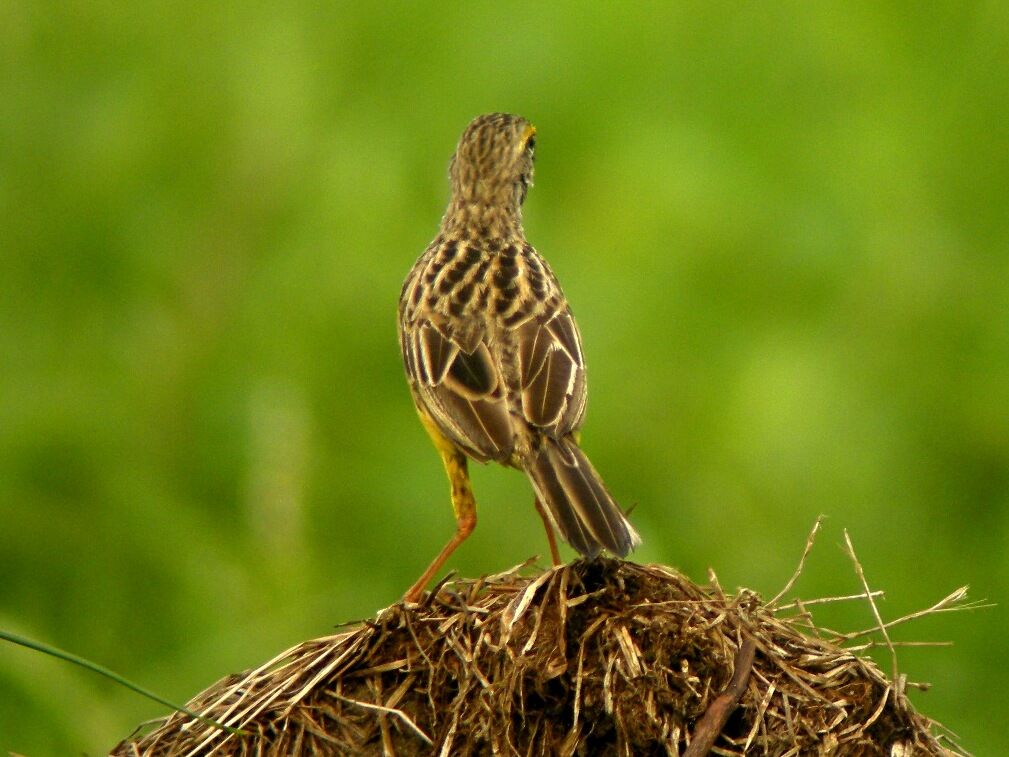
[[449, 113, 536, 210]]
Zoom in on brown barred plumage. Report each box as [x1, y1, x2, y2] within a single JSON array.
[[398, 113, 640, 601]]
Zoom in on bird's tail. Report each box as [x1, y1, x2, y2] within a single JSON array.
[[524, 436, 641, 557]]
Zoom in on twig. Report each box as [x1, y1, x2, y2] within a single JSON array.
[[775, 590, 885, 612], [769, 516, 824, 607], [831, 587, 982, 644], [683, 637, 757, 757], [332, 693, 433, 745], [846, 640, 953, 651], [842, 530, 899, 691]]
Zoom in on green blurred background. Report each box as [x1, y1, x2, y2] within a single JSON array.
[[2, 2, 1006, 753]]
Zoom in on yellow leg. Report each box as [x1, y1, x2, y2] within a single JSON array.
[[404, 411, 478, 603], [533, 498, 562, 566]]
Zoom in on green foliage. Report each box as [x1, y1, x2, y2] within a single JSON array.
[[2, 2, 1006, 752]]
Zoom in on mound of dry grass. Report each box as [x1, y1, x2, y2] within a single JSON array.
[[115, 530, 969, 755]]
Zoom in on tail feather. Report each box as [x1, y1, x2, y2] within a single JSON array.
[[525, 437, 641, 557]]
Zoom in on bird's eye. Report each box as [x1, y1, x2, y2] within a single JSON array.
[[526, 136, 536, 151]]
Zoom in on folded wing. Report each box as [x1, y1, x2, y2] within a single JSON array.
[[403, 320, 514, 462], [517, 310, 587, 435]]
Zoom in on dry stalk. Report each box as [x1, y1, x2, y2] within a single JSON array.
[[114, 543, 969, 756]]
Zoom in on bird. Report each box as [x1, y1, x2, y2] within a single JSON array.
[[398, 113, 640, 602]]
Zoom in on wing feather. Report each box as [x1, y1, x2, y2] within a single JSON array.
[[404, 319, 514, 462], [518, 310, 586, 433], [419, 323, 458, 384]]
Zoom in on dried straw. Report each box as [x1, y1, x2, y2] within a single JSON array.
[[114, 532, 973, 756]]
